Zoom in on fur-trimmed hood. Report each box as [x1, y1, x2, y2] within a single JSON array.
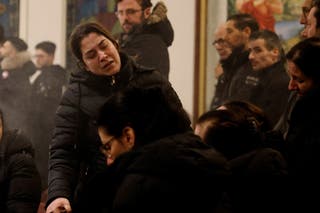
[[1, 51, 32, 70]]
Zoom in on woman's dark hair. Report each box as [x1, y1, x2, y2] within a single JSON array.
[[97, 85, 191, 148], [286, 37, 320, 84], [221, 100, 272, 132], [196, 108, 264, 160], [69, 21, 119, 66]]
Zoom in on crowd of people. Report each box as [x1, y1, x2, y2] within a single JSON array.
[[1, 0, 320, 212]]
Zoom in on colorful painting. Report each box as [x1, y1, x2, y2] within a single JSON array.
[[228, 0, 304, 51], [66, 0, 122, 71], [0, 0, 19, 37]]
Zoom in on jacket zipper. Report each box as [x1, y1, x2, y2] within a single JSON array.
[[111, 76, 116, 86]]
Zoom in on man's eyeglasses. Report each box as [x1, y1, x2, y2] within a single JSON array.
[[115, 9, 142, 17], [100, 137, 115, 153]]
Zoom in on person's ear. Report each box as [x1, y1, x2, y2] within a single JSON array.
[[121, 126, 135, 150], [144, 7, 152, 18]]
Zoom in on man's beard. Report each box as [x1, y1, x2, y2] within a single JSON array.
[[123, 15, 146, 34]]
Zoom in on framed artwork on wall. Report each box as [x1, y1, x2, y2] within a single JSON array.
[[66, 0, 122, 72], [228, 0, 304, 51], [0, 0, 19, 38]]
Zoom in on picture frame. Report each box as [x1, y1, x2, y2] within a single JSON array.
[[0, 0, 19, 38]]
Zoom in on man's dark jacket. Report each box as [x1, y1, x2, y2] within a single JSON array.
[[0, 129, 41, 213], [118, 18, 173, 79]]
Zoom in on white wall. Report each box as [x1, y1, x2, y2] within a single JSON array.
[[19, 0, 66, 66], [152, 0, 196, 118], [21, 0, 196, 118]]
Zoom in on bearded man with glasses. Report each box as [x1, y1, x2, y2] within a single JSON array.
[[115, 0, 174, 79]]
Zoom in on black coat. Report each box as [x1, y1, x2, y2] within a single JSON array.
[[30, 64, 67, 190], [283, 88, 320, 212], [211, 48, 251, 109], [79, 132, 230, 213], [286, 87, 320, 176], [47, 53, 184, 209], [0, 130, 41, 213], [31, 64, 67, 108], [0, 60, 36, 138], [118, 18, 173, 79], [227, 147, 288, 213], [232, 61, 290, 126]]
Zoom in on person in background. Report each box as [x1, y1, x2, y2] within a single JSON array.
[[285, 37, 320, 176], [240, 30, 289, 126], [0, 37, 36, 140], [215, 14, 259, 106], [0, 108, 41, 212], [218, 100, 286, 154], [30, 41, 67, 213], [45, 21, 186, 213], [195, 102, 288, 212], [300, 0, 314, 38], [273, 0, 315, 138], [32, 41, 67, 93], [80, 85, 230, 213], [115, 0, 173, 79], [305, 0, 320, 38], [284, 36, 320, 212], [217, 100, 272, 131], [210, 23, 233, 109]]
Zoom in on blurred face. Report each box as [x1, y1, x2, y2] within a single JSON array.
[[225, 20, 248, 49], [34, 49, 54, 68], [98, 127, 134, 165], [116, 0, 149, 33], [305, 7, 320, 38], [300, 0, 313, 25], [287, 60, 314, 96], [248, 38, 279, 71], [0, 41, 16, 58], [213, 24, 232, 60], [81, 32, 121, 76]]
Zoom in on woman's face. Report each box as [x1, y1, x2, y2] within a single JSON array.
[[287, 60, 315, 96], [98, 127, 134, 165], [81, 32, 121, 76]]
